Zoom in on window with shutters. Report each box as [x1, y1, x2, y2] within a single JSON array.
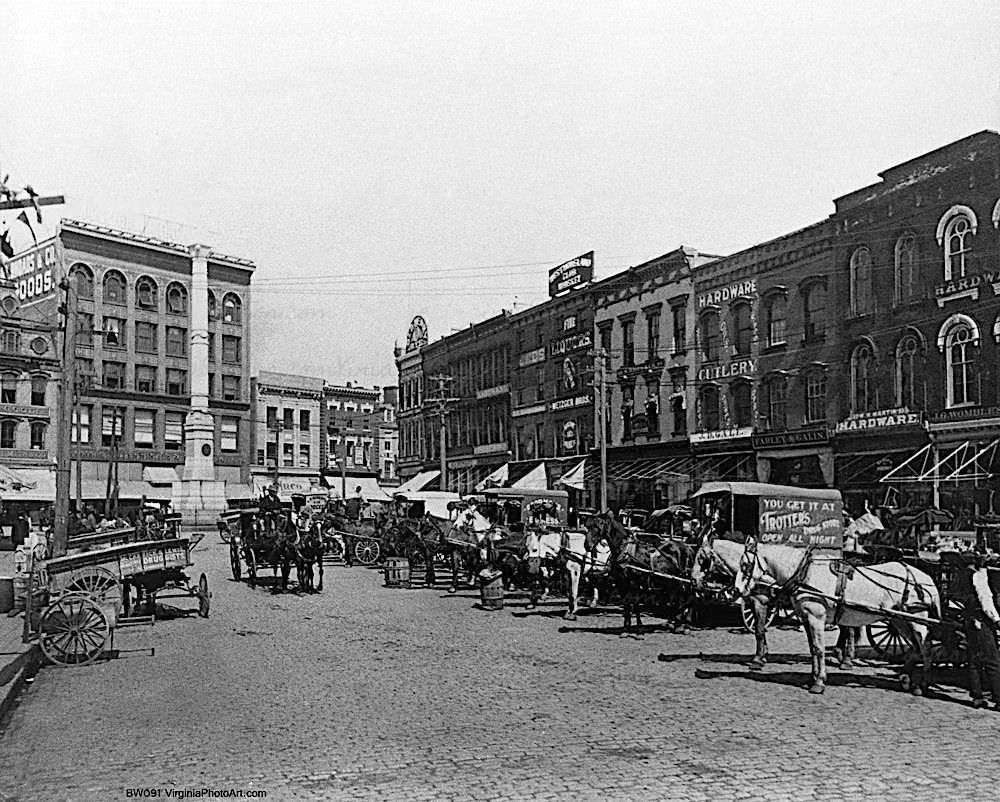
[[134, 409, 155, 448], [222, 374, 240, 401], [221, 417, 239, 452], [72, 406, 91, 444], [101, 406, 125, 446], [165, 412, 185, 450]]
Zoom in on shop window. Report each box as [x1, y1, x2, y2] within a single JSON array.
[[849, 247, 874, 317], [850, 342, 877, 413], [166, 327, 187, 357], [135, 322, 157, 354], [805, 370, 827, 423], [621, 320, 635, 366], [70, 263, 94, 300], [895, 335, 922, 409], [101, 406, 125, 447], [135, 365, 157, 394], [222, 375, 240, 401], [894, 234, 919, 305], [699, 311, 721, 361], [803, 283, 826, 341], [939, 316, 979, 407], [166, 368, 187, 396], [699, 385, 720, 431], [136, 276, 158, 310], [221, 416, 239, 453], [102, 271, 126, 304], [938, 207, 976, 281], [222, 293, 242, 324], [165, 411, 185, 450], [0, 420, 16, 448], [72, 406, 91, 445], [1, 373, 17, 403], [30, 375, 47, 406], [765, 376, 788, 431], [646, 311, 660, 362], [732, 303, 753, 356], [29, 421, 46, 450], [134, 409, 155, 448], [731, 381, 752, 428], [166, 283, 188, 315]]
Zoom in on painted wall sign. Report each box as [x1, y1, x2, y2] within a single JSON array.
[[689, 426, 753, 444], [562, 420, 577, 453], [548, 332, 592, 357], [697, 359, 756, 382], [549, 394, 591, 411], [927, 405, 1000, 424], [934, 270, 1000, 307], [512, 403, 547, 418], [759, 494, 844, 548], [7, 242, 59, 303], [518, 347, 546, 367], [835, 408, 922, 433], [752, 427, 829, 449], [697, 279, 757, 309], [548, 252, 594, 297]]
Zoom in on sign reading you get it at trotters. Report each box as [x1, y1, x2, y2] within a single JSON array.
[[758, 494, 843, 549], [548, 251, 594, 297]]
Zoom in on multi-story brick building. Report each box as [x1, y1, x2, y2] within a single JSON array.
[[376, 386, 399, 486], [9, 219, 254, 517], [396, 316, 429, 486], [830, 130, 1000, 524], [323, 382, 383, 497]]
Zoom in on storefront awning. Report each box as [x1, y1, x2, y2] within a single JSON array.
[[558, 459, 586, 491], [252, 475, 321, 502], [395, 470, 440, 493], [512, 463, 548, 490], [475, 463, 509, 491], [143, 466, 180, 484], [583, 456, 694, 483], [0, 468, 56, 502], [324, 476, 392, 502], [880, 440, 1000, 483]]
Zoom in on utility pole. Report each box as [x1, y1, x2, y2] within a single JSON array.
[[52, 276, 77, 557], [596, 348, 608, 512], [427, 374, 458, 492]]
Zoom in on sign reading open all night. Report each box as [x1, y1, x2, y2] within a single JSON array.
[[758, 494, 843, 549]]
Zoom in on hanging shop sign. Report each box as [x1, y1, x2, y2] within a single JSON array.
[[562, 420, 578, 453], [549, 394, 591, 411], [548, 332, 592, 357], [690, 426, 753, 444], [697, 359, 756, 382], [7, 240, 59, 303], [835, 408, 922, 434], [548, 251, 594, 297], [752, 426, 829, 449], [759, 493, 843, 549], [927, 405, 1000, 425], [697, 279, 757, 310], [518, 347, 546, 367]]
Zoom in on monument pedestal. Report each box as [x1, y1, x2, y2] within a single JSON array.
[[173, 409, 227, 525]]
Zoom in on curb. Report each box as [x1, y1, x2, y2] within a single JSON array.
[[0, 643, 43, 725]]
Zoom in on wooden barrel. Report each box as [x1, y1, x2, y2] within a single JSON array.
[[479, 573, 504, 610], [11, 575, 28, 611], [384, 556, 411, 589]]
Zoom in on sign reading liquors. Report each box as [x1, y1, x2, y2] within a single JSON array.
[[548, 252, 594, 297], [835, 408, 922, 433], [548, 332, 592, 357], [759, 494, 843, 549]]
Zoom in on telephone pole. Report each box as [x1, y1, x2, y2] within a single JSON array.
[[52, 276, 77, 556], [426, 374, 459, 492], [591, 348, 609, 512]]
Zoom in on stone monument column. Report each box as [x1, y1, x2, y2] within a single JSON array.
[[172, 243, 227, 523]]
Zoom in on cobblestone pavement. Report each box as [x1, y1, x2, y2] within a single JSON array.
[[2, 537, 999, 802]]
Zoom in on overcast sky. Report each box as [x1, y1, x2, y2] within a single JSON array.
[[5, 2, 999, 387]]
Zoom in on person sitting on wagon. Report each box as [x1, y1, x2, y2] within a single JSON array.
[[964, 549, 1000, 710], [259, 485, 284, 534]]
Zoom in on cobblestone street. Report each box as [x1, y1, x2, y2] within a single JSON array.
[[2, 537, 999, 801]]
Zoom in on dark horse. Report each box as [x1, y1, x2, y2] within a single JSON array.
[[297, 518, 326, 592], [262, 511, 304, 594], [417, 515, 495, 593], [586, 510, 696, 634]]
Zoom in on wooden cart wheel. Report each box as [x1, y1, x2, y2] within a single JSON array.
[[39, 592, 110, 667], [355, 539, 381, 565], [197, 573, 211, 618], [230, 538, 242, 581], [65, 567, 121, 610], [866, 619, 910, 662], [247, 547, 258, 588], [740, 598, 778, 633]]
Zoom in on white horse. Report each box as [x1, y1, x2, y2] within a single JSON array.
[[735, 537, 940, 695], [562, 530, 611, 621]]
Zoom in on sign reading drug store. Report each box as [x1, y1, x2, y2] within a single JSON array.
[[759, 493, 844, 549]]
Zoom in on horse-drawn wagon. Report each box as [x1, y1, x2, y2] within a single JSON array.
[[225, 506, 303, 591]]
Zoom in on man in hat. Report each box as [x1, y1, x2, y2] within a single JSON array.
[[259, 484, 284, 536], [964, 549, 1000, 710]]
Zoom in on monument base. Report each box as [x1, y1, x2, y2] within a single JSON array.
[[171, 479, 228, 526]]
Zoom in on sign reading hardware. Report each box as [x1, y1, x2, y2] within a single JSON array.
[[697, 359, 756, 382], [697, 279, 756, 309], [835, 408, 922, 433], [548, 252, 594, 297], [934, 270, 1000, 306]]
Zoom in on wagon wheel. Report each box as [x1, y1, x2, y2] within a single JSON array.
[[39, 592, 110, 667], [866, 619, 910, 662], [66, 567, 121, 611], [229, 538, 242, 581], [246, 547, 258, 588], [197, 573, 211, 618], [355, 539, 381, 566], [740, 598, 778, 633]]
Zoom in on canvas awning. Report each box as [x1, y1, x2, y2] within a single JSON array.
[[142, 466, 180, 484], [511, 463, 547, 490], [225, 482, 256, 501], [395, 470, 440, 493], [583, 456, 694, 483], [252, 475, 320, 502], [880, 440, 1000, 483], [558, 459, 587, 491], [73, 480, 164, 501], [475, 463, 509, 491], [0, 468, 56, 502], [326, 476, 392, 502]]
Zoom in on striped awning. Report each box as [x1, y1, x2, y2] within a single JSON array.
[[583, 456, 694, 483]]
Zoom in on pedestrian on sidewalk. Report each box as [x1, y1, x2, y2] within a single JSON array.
[[11, 512, 29, 549], [963, 549, 1000, 710]]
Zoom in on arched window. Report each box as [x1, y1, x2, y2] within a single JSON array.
[[894, 234, 918, 305], [222, 293, 242, 324], [895, 334, 922, 409], [208, 291, 218, 321], [0, 420, 17, 449], [102, 270, 126, 304], [1, 330, 20, 354], [166, 283, 188, 315], [803, 283, 826, 341], [804, 369, 827, 423], [69, 263, 94, 300], [937, 206, 977, 281], [941, 319, 979, 407], [731, 303, 753, 356], [136, 276, 158, 310], [850, 342, 877, 413], [699, 385, 720, 431], [731, 381, 752, 428], [764, 375, 788, 431], [700, 311, 721, 361], [763, 292, 787, 347], [29, 421, 46, 450], [849, 247, 874, 316]]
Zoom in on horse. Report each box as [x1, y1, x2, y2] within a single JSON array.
[[261, 511, 304, 593], [297, 518, 326, 593], [419, 514, 497, 593], [585, 510, 697, 634], [561, 528, 612, 621], [734, 536, 940, 695]]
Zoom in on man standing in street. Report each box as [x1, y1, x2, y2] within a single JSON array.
[[964, 550, 1000, 710]]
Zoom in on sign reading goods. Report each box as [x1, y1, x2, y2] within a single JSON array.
[[6, 241, 59, 303]]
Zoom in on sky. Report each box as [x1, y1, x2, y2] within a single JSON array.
[[4, 1, 1000, 388]]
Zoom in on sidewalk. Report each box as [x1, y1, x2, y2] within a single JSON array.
[[0, 550, 41, 722]]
